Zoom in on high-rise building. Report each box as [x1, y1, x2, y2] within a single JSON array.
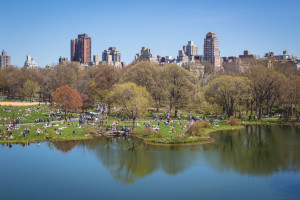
[[177, 41, 198, 63], [101, 47, 122, 68], [177, 50, 189, 63], [102, 47, 121, 62], [71, 34, 91, 64], [24, 55, 38, 68], [204, 32, 221, 70], [239, 50, 256, 59], [0, 50, 11, 68], [135, 47, 153, 61], [183, 41, 198, 57], [93, 55, 99, 65], [59, 56, 68, 64]]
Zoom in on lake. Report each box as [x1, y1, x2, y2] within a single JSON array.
[[1, 125, 300, 200]]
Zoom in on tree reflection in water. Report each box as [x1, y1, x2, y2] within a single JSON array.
[[78, 137, 200, 184], [204, 125, 300, 175], [52, 140, 80, 153], [50, 125, 300, 184]]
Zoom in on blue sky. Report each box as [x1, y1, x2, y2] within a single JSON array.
[[1, 0, 299, 67]]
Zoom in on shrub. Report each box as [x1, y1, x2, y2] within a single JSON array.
[[198, 120, 212, 128], [156, 131, 163, 138], [172, 135, 185, 143], [227, 117, 241, 126], [186, 121, 211, 136], [143, 128, 153, 137], [84, 126, 97, 135]]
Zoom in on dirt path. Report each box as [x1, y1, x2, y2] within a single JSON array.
[[0, 102, 45, 106]]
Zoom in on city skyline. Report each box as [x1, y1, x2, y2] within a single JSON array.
[[1, 0, 299, 67]]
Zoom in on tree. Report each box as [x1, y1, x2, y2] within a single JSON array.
[[280, 75, 300, 121], [204, 75, 251, 117], [109, 83, 152, 129], [245, 65, 285, 119], [95, 65, 120, 91], [120, 61, 165, 112], [163, 64, 197, 117], [52, 85, 83, 115], [52, 64, 77, 88], [94, 65, 121, 115], [23, 80, 40, 99]]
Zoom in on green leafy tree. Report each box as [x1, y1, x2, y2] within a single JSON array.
[[23, 80, 40, 99], [245, 65, 285, 119], [204, 75, 251, 117], [109, 83, 153, 129], [120, 61, 165, 112], [163, 64, 198, 117]]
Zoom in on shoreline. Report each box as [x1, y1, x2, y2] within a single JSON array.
[[0, 135, 93, 144], [1, 121, 299, 145], [132, 125, 245, 146]]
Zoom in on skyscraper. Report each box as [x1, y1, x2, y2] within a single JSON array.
[[135, 47, 153, 61], [204, 32, 221, 70], [102, 47, 122, 68], [102, 47, 121, 62], [177, 41, 199, 63], [71, 34, 91, 64], [183, 41, 198, 57], [24, 55, 38, 68], [59, 56, 68, 64], [93, 55, 99, 65], [0, 50, 11, 68]]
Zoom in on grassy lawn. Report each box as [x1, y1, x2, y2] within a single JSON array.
[[131, 119, 244, 144], [0, 122, 93, 143], [0, 104, 287, 145], [0, 104, 78, 124]]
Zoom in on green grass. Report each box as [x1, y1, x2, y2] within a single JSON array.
[[0, 122, 93, 143], [131, 119, 244, 144], [0, 97, 40, 102], [0, 104, 78, 124], [0, 103, 288, 145]]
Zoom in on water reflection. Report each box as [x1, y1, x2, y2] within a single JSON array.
[[77, 137, 200, 184], [204, 125, 300, 175], [52, 140, 80, 153], [49, 125, 300, 184]]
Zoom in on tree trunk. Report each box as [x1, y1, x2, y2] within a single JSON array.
[[175, 107, 178, 118], [249, 101, 253, 120], [291, 103, 294, 119], [132, 117, 136, 130], [258, 105, 262, 120], [107, 104, 111, 116]]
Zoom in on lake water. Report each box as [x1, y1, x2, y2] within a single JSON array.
[[1, 125, 300, 200]]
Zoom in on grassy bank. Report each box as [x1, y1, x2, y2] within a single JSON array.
[[1, 103, 294, 145], [0, 122, 94, 144], [132, 120, 244, 145]]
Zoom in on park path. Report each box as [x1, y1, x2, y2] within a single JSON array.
[[0, 102, 45, 106]]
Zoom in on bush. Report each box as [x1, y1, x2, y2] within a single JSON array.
[[186, 121, 211, 136], [227, 117, 241, 126], [143, 128, 153, 137], [156, 131, 163, 138], [84, 126, 97, 135], [198, 120, 212, 128], [172, 135, 185, 143]]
